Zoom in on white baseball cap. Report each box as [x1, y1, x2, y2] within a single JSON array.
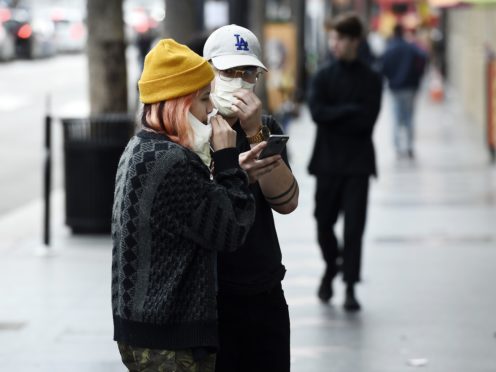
[[203, 24, 267, 71]]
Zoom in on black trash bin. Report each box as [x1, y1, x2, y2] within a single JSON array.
[[61, 114, 135, 234]]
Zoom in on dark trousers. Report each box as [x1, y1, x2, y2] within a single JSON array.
[[215, 283, 290, 372], [314, 174, 369, 284]]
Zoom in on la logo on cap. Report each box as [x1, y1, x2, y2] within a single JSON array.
[[234, 34, 249, 51]]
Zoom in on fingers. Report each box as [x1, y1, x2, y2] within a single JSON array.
[[240, 146, 281, 167], [233, 89, 257, 104], [210, 115, 237, 150], [231, 98, 249, 115], [232, 90, 261, 116], [244, 142, 267, 160], [210, 115, 232, 132], [249, 158, 283, 180], [210, 114, 221, 128], [255, 154, 281, 167], [239, 148, 282, 182], [232, 92, 254, 106]]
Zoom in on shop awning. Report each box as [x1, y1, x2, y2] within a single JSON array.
[[428, 0, 462, 7], [464, 0, 496, 3], [429, 0, 496, 6]]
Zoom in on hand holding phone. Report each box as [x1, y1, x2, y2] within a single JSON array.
[[239, 141, 284, 183], [257, 134, 289, 159]]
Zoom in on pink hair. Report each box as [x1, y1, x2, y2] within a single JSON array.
[[146, 91, 196, 148]]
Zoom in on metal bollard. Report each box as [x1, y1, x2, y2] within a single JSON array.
[[486, 46, 496, 164], [43, 95, 52, 247]]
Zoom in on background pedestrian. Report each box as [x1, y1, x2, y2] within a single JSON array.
[[308, 12, 383, 311], [381, 23, 428, 159]]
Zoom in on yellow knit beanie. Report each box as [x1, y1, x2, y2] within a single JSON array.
[[138, 39, 214, 103]]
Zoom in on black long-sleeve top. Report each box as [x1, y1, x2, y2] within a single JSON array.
[[217, 115, 288, 295], [308, 59, 383, 176]]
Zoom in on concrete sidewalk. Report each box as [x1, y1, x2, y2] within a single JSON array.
[[283, 89, 496, 372], [1, 88, 496, 371]]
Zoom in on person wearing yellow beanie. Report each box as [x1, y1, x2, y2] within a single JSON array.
[[112, 39, 255, 371], [138, 38, 214, 103]]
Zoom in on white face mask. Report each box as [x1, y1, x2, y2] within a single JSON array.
[[188, 112, 212, 168], [210, 76, 255, 117]]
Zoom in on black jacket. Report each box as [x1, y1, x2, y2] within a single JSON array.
[[308, 59, 382, 176]]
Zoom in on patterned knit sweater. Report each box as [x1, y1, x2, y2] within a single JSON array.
[[111, 130, 255, 350]]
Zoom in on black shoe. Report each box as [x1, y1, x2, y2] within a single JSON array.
[[317, 275, 333, 303], [343, 287, 361, 312]]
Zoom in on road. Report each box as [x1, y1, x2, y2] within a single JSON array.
[[0, 48, 140, 216]]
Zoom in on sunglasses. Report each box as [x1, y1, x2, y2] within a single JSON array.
[[218, 67, 262, 83]]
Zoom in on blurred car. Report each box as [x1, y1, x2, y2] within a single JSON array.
[[3, 7, 56, 59], [0, 7, 15, 61], [50, 7, 87, 53]]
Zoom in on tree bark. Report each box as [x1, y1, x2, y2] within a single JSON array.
[[229, 0, 249, 27], [164, 0, 203, 43], [87, 0, 128, 115], [249, 0, 269, 111], [291, 0, 306, 102]]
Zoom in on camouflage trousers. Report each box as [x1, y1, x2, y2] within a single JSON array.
[[117, 342, 216, 372]]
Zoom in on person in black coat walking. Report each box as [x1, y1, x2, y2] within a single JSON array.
[[308, 12, 382, 311]]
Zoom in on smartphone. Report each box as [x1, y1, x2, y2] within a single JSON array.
[[258, 134, 289, 159]]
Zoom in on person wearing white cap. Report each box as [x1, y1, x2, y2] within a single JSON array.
[[203, 24, 298, 372]]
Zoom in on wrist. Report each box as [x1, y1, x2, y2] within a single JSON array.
[[241, 120, 262, 137], [246, 124, 270, 144], [244, 126, 260, 138]]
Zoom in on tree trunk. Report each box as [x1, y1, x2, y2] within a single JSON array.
[[291, 0, 306, 102], [87, 0, 128, 115], [164, 0, 203, 43], [249, 0, 269, 111], [229, 0, 249, 27]]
